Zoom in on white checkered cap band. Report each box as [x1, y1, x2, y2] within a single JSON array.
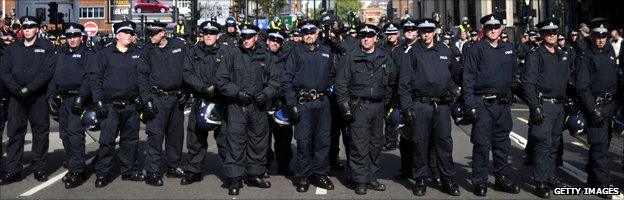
[[540, 22, 558, 30], [360, 26, 377, 34], [385, 30, 398, 34], [403, 21, 416, 27], [301, 23, 317, 30], [116, 25, 134, 33], [65, 26, 81, 34], [147, 25, 164, 31], [269, 32, 284, 40], [22, 18, 37, 26], [417, 20, 436, 28], [484, 16, 501, 25], [592, 24, 608, 34]]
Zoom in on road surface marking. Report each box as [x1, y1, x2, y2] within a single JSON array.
[[516, 117, 529, 124], [19, 170, 68, 196], [511, 108, 530, 111], [315, 187, 327, 195]]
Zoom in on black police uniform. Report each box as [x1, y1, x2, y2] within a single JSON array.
[[219, 32, 241, 47], [48, 25, 94, 186], [398, 19, 460, 196], [89, 21, 145, 187], [576, 21, 620, 193], [380, 23, 401, 151], [0, 37, 9, 171], [182, 21, 228, 183], [215, 25, 279, 194], [0, 16, 55, 184], [264, 30, 294, 175], [282, 20, 336, 192], [462, 14, 520, 196], [335, 25, 396, 195], [521, 20, 572, 198], [138, 24, 188, 184]]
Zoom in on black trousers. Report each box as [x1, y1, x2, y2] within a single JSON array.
[[530, 103, 565, 182], [293, 98, 331, 178], [5, 93, 50, 172], [184, 99, 225, 174], [406, 102, 455, 180], [266, 117, 293, 171], [221, 104, 268, 178], [585, 102, 618, 185], [144, 97, 184, 174], [347, 102, 384, 184], [58, 97, 86, 173], [95, 104, 140, 176], [470, 99, 513, 185]]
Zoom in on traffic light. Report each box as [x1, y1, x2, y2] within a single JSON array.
[[57, 13, 64, 24], [48, 2, 58, 24]]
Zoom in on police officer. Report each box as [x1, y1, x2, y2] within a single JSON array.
[[282, 20, 335, 193], [335, 24, 394, 195], [264, 29, 293, 177], [90, 21, 145, 187], [137, 21, 188, 186], [462, 14, 520, 196], [380, 22, 401, 151], [218, 17, 240, 47], [0, 16, 55, 184], [47, 23, 94, 188], [180, 20, 226, 185], [394, 17, 419, 180], [215, 24, 278, 195], [399, 18, 461, 196], [576, 19, 620, 199], [522, 19, 572, 199]]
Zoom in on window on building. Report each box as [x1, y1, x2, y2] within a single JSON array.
[[79, 7, 104, 19]]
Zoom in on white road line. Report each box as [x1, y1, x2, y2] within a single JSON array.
[[509, 131, 588, 184], [315, 187, 327, 195], [19, 170, 68, 196], [511, 108, 530, 111], [516, 117, 529, 124]]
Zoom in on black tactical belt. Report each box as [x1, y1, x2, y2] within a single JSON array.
[[105, 99, 135, 109], [595, 92, 614, 106], [298, 89, 327, 104], [58, 90, 78, 99], [481, 94, 511, 104], [412, 95, 442, 104], [540, 97, 565, 104], [151, 86, 181, 98], [358, 98, 383, 104]]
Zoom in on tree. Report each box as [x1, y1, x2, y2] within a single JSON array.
[[333, 0, 362, 22], [258, 0, 288, 18]]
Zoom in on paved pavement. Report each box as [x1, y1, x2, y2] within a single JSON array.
[[0, 105, 623, 199]]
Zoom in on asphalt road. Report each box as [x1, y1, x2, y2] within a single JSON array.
[[0, 104, 623, 199]]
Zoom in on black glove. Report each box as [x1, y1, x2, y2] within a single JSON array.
[[48, 95, 62, 110], [237, 91, 253, 105], [71, 96, 85, 115], [464, 108, 478, 124], [142, 101, 157, 121], [254, 92, 267, 104], [441, 91, 455, 104], [289, 106, 301, 124], [590, 108, 605, 127], [202, 85, 216, 98], [18, 87, 30, 97], [338, 101, 354, 123], [401, 108, 415, 125], [530, 107, 544, 125], [177, 91, 189, 106], [95, 101, 108, 119]]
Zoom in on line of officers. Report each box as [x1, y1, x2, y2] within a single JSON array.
[[0, 13, 621, 199]]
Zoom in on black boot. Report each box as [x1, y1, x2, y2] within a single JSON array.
[[442, 179, 461, 196], [122, 171, 146, 181], [145, 172, 163, 186], [64, 172, 85, 189], [34, 170, 48, 182], [246, 175, 271, 188], [412, 178, 427, 196], [261, 171, 270, 179], [367, 180, 386, 191], [0, 171, 22, 185], [311, 175, 334, 190], [94, 175, 109, 188], [534, 182, 551, 199], [180, 172, 202, 185], [228, 177, 242, 195], [473, 184, 487, 196], [295, 176, 309, 193], [494, 175, 520, 194], [355, 184, 367, 195], [330, 161, 345, 171], [166, 167, 185, 178]]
